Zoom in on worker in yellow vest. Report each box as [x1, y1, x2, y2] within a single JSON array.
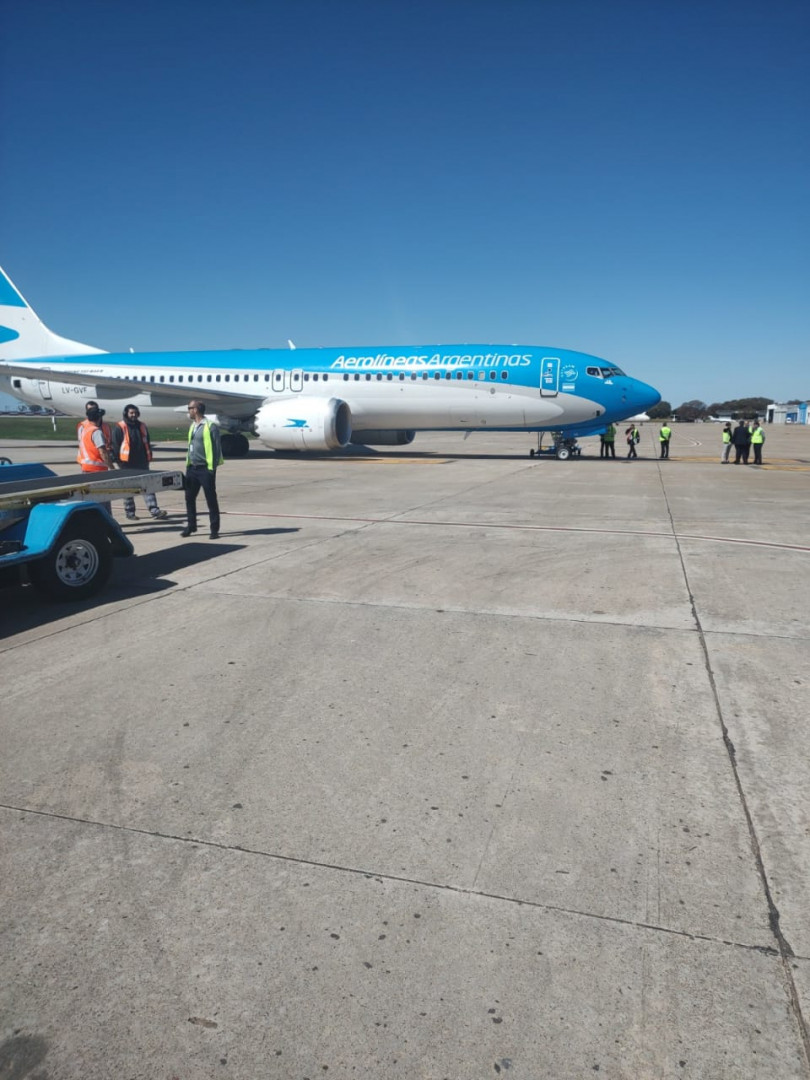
[[750, 420, 765, 465], [181, 400, 224, 539], [721, 422, 732, 463], [603, 423, 616, 459], [659, 423, 672, 459]]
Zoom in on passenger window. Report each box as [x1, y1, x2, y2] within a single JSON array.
[[365, 373, 371, 380], [501, 371, 508, 379]]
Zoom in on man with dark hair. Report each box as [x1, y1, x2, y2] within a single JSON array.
[[112, 403, 168, 521], [181, 400, 223, 539], [731, 420, 751, 464]]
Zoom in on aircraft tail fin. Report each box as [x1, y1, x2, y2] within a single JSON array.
[[0, 266, 105, 360]]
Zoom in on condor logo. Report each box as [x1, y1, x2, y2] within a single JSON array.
[[284, 418, 307, 428]]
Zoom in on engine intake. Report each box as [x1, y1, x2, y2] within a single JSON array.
[[254, 398, 352, 451]]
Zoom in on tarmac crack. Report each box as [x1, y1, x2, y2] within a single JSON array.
[[654, 456, 810, 1069], [1, 801, 797, 962]]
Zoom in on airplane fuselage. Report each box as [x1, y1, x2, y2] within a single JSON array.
[[1, 345, 656, 439]]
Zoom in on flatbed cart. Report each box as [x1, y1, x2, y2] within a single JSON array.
[[0, 464, 183, 601]]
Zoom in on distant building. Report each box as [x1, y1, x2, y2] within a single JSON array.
[[766, 402, 809, 425]]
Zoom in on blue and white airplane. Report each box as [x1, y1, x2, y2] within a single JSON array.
[[0, 266, 660, 458]]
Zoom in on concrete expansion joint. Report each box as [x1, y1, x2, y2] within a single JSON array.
[[0, 800, 793, 960]]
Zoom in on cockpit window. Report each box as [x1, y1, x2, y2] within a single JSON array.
[[609, 366, 625, 376], [600, 367, 613, 377], [586, 366, 601, 377]]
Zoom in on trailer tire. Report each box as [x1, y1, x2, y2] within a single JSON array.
[[29, 518, 114, 601], [556, 446, 571, 460]]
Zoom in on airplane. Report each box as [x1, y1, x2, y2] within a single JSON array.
[[0, 265, 660, 458]]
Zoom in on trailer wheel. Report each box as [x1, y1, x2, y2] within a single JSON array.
[[556, 446, 571, 460], [29, 518, 114, 600]]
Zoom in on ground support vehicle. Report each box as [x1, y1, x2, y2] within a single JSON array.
[[0, 464, 183, 600]]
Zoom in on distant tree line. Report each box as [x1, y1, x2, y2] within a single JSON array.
[[648, 396, 803, 421]]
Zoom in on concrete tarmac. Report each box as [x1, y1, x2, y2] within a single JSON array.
[[1, 423, 809, 1079]]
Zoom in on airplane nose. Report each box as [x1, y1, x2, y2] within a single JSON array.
[[633, 379, 661, 412]]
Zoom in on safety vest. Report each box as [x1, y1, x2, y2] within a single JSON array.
[[722, 429, 731, 443], [660, 426, 672, 441], [77, 423, 110, 471], [604, 424, 616, 442], [187, 421, 224, 470], [77, 418, 112, 447], [117, 420, 152, 462], [751, 427, 765, 444]]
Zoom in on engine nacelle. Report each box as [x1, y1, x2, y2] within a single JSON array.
[[253, 397, 352, 451], [350, 429, 416, 447]]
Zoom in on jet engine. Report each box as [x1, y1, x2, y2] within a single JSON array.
[[253, 397, 352, 451], [350, 429, 416, 447]]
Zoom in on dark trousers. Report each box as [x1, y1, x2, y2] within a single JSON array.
[[604, 441, 615, 458], [627, 441, 637, 458], [660, 440, 670, 458], [752, 444, 762, 464], [185, 465, 220, 531]]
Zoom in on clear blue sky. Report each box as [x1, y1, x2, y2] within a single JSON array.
[[1, 0, 807, 411]]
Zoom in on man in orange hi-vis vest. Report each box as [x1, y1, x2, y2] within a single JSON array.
[[112, 403, 168, 521], [77, 402, 114, 473]]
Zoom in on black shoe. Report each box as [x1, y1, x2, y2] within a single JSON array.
[[209, 530, 220, 540], [180, 527, 197, 538]]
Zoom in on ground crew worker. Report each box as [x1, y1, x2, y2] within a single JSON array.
[[659, 422, 672, 459], [603, 423, 616, 459], [721, 422, 732, 463], [112, 403, 168, 521], [625, 424, 640, 459], [181, 400, 223, 539], [77, 400, 113, 452], [732, 419, 751, 463], [77, 402, 114, 473], [77, 401, 114, 516], [750, 420, 765, 465]]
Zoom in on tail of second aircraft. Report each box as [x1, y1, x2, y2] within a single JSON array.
[[0, 265, 105, 360]]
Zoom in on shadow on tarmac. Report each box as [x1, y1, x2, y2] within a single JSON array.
[[0, 529, 298, 639]]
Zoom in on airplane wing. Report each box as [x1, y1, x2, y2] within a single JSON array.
[[0, 361, 268, 417]]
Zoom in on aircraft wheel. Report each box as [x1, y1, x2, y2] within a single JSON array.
[[556, 447, 571, 460], [29, 518, 113, 601]]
